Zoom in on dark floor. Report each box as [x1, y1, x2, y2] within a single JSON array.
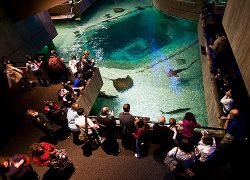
[[0, 82, 249, 180]]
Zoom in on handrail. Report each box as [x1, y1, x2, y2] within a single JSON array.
[[88, 116, 226, 131]]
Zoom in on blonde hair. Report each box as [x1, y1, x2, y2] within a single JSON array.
[[158, 115, 166, 124], [169, 118, 176, 126]]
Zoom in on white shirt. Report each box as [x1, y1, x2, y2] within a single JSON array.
[[75, 115, 95, 128], [167, 147, 195, 168], [220, 95, 234, 113], [68, 59, 78, 74], [67, 108, 79, 130], [196, 137, 216, 162]]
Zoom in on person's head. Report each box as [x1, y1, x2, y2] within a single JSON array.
[[77, 108, 85, 116], [123, 103, 130, 112], [30, 143, 44, 156], [0, 156, 10, 168], [26, 109, 38, 117], [184, 112, 196, 122], [71, 103, 79, 110], [84, 50, 90, 57], [157, 115, 166, 124], [24, 55, 32, 61], [101, 106, 110, 116], [71, 55, 77, 60], [169, 118, 176, 126], [227, 108, 239, 120], [202, 135, 213, 146], [5, 64, 13, 69], [179, 138, 194, 153], [135, 117, 145, 128], [77, 73, 83, 79]]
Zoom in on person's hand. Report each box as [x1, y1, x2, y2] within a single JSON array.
[[109, 109, 114, 116]]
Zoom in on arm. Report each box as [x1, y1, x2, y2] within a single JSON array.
[[167, 147, 178, 157], [13, 159, 24, 168], [172, 127, 178, 140], [12, 67, 23, 74]]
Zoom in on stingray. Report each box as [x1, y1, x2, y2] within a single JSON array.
[[103, 75, 134, 92], [73, 30, 80, 34], [160, 108, 190, 114], [167, 59, 197, 77], [98, 91, 118, 99], [113, 8, 125, 13]]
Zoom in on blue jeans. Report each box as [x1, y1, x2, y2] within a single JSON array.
[[135, 138, 141, 156]]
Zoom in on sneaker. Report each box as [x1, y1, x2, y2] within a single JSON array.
[[135, 153, 141, 158]]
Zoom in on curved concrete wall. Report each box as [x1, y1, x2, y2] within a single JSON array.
[[153, 0, 204, 21]]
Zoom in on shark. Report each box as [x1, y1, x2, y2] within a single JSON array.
[[160, 108, 190, 114], [167, 59, 198, 77]]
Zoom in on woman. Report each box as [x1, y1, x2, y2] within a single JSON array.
[[68, 55, 79, 77], [178, 112, 201, 145], [30, 142, 57, 167], [220, 89, 234, 117], [195, 133, 216, 163], [5, 63, 30, 88], [166, 138, 195, 178], [30, 142, 73, 177], [0, 154, 39, 180]]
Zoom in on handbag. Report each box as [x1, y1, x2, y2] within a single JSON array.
[[164, 147, 179, 173], [78, 116, 89, 143]]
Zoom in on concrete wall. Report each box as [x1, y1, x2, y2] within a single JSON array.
[[49, 0, 98, 17], [0, 7, 57, 63], [76, 67, 103, 115], [153, 0, 204, 21], [198, 18, 222, 128], [2, 0, 68, 21], [222, 0, 250, 96]]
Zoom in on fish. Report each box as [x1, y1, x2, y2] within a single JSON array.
[[103, 75, 134, 92], [167, 59, 197, 77], [160, 108, 190, 114]]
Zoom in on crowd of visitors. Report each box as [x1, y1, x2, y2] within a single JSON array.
[[0, 5, 249, 178]]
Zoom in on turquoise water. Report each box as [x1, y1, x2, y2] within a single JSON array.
[[53, 3, 208, 126]]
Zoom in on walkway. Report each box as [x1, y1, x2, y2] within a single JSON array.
[[0, 83, 248, 180]]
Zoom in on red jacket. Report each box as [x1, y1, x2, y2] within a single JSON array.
[[32, 142, 56, 167]]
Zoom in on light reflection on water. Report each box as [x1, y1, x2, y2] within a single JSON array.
[[54, 6, 208, 125]]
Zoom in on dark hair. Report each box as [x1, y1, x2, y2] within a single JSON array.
[[184, 112, 196, 122], [77, 108, 85, 116], [71, 55, 77, 59], [202, 135, 213, 146], [123, 103, 130, 112], [179, 138, 194, 153], [136, 119, 145, 128], [101, 107, 109, 116], [24, 55, 32, 61]]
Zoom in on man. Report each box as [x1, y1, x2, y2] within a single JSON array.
[[153, 116, 174, 153], [96, 107, 120, 155], [75, 108, 102, 145], [218, 108, 247, 149], [26, 109, 56, 140], [67, 103, 80, 144], [118, 103, 135, 150]]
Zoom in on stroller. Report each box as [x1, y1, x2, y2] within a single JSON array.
[[49, 149, 74, 176]]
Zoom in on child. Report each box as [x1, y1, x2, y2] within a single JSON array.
[[168, 118, 178, 145]]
